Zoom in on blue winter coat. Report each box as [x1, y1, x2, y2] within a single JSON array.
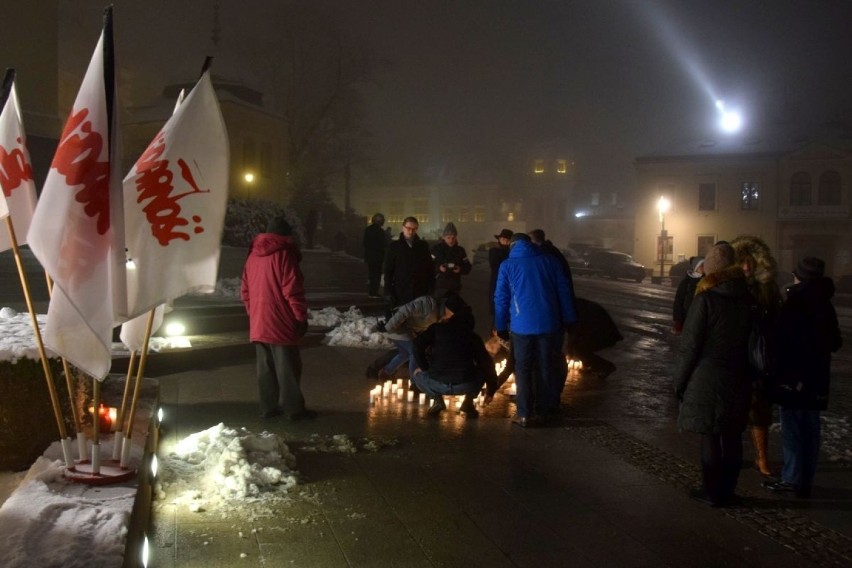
[[493, 239, 577, 335]]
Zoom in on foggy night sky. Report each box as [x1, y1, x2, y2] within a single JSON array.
[[59, 0, 852, 192]]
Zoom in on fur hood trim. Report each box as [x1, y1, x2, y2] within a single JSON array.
[[696, 265, 745, 295]]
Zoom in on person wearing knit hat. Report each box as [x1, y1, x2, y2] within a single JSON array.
[[764, 255, 841, 498], [731, 235, 784, 478], [672, 256, 704, 334], [431, 221, 471, 296], [673, 240, 752, 507]]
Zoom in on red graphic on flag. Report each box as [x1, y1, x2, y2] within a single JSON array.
[[51, 108, 111, 235], [132, 131, 209, 245], [0, 136, 33, 196]]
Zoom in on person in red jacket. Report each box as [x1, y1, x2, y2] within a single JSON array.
[[241, 216, 315, 420]]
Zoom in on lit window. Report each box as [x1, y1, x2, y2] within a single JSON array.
[[442, 208, 454, 223], [459, 208, 469, 222], [388, 201, 404, 224], [556, 159, 567, 174], [413, 198, 429, 224], [741, 182, 760, 210], [474, 206, 485, 222], [533, 160, 544, 174]]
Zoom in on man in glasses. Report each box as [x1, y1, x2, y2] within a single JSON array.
[[383, 216, 434, 309]]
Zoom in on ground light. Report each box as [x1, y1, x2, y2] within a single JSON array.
[[164, 321, 185, 336], [157, 407, 164, 424], [142, 534, 149, 567], [150, 454, 158, 479]]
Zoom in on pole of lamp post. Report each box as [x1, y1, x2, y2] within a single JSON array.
[[656, 196, 670, 281]]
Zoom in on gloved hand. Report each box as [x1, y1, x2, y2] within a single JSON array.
[[375, 319, 387, 333], [497, 330, 511, 342]]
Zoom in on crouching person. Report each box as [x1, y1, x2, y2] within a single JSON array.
[[411, 295, 498, 418]]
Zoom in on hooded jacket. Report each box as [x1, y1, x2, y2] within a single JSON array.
[[241, 233, 307, 345], [493, 239, 577, 335], [673, 265, 753, 434], [773, 276, 842, 410]]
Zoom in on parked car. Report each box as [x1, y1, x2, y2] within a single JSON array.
[[472, 242, 497, 265], [586, 250, 648, 282], [561, 248, 593, 275]]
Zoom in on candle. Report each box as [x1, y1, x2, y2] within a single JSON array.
[[419, 393, 427, 405], [397, 388, 404, 400], [397, 378, 403, 389], [407, 390, 415, 401], [97, 404, 112, 432], [369, 390, 377, 404], [509, 383, 517, 395]]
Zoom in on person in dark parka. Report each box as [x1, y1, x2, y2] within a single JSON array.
[[673, 242, 753, 507], [488, 229, 513, 319], [763, 257, 842, 498], [431, 222, 472, 296]]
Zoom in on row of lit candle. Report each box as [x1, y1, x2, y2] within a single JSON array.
[[368, 378, 488, 409]]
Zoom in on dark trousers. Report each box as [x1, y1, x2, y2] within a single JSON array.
[[256, 343, 305, 415], [512, 330, 564, 418], [700, 432, 743, 504], [367, 261, 383, 295]]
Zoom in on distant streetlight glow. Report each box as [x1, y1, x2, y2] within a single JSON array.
[[244, 172, 255, 183]]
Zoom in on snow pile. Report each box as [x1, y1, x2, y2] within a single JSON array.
[[311, 307, 394, 348], [0, 457, 135, 568], [308, 305, 362, 327], [155, 423, 298, 514], [0, 307, 49, 363]]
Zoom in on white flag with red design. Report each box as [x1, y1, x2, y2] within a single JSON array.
[[26, 13, 127, 380], [0, 71, 38, 252], [123, 67, 229, 318]]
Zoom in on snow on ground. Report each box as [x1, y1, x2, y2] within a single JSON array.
[[308, 306, 395, 349], [155, 423, 299, 516]]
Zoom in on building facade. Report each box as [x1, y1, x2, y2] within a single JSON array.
[[634, 131, 852, 282]]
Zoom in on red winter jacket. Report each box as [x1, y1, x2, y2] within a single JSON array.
[[240, 233, 307, 345]]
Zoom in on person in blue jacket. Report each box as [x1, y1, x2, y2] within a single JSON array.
[[494, 233, 578, 427]]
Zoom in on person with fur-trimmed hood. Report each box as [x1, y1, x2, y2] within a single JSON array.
[[673, 242, 753, 507], [731, 235, 784, 477]]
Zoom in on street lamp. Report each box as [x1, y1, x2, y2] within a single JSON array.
[[657, 196, 670, 279]]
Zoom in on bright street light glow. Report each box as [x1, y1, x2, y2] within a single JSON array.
[[657, 196, 670, 215], [151, 454, 158, 478], [244, 172, 255, 183], [720, 110, 742, 132]]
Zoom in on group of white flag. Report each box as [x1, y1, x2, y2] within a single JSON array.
[[0, 9, 230, 381]]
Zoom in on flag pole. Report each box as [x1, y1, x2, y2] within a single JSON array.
[[4, 216, 73, 467], [45, 272, 87, 460], [90, 375, 102, 474], [121, 308, 155, 467], [112, 350, 136, 460]]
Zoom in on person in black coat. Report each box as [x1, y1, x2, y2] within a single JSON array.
[[431, 222, 472, 296], [763, 257, 842, 498], [383, 216, 434, 308], [672, 256, 704, 334], [673, 242, 753, 507], [363, 213, 387, 297], [488, 229, 513, 319], [412, 296, 498, 418]]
